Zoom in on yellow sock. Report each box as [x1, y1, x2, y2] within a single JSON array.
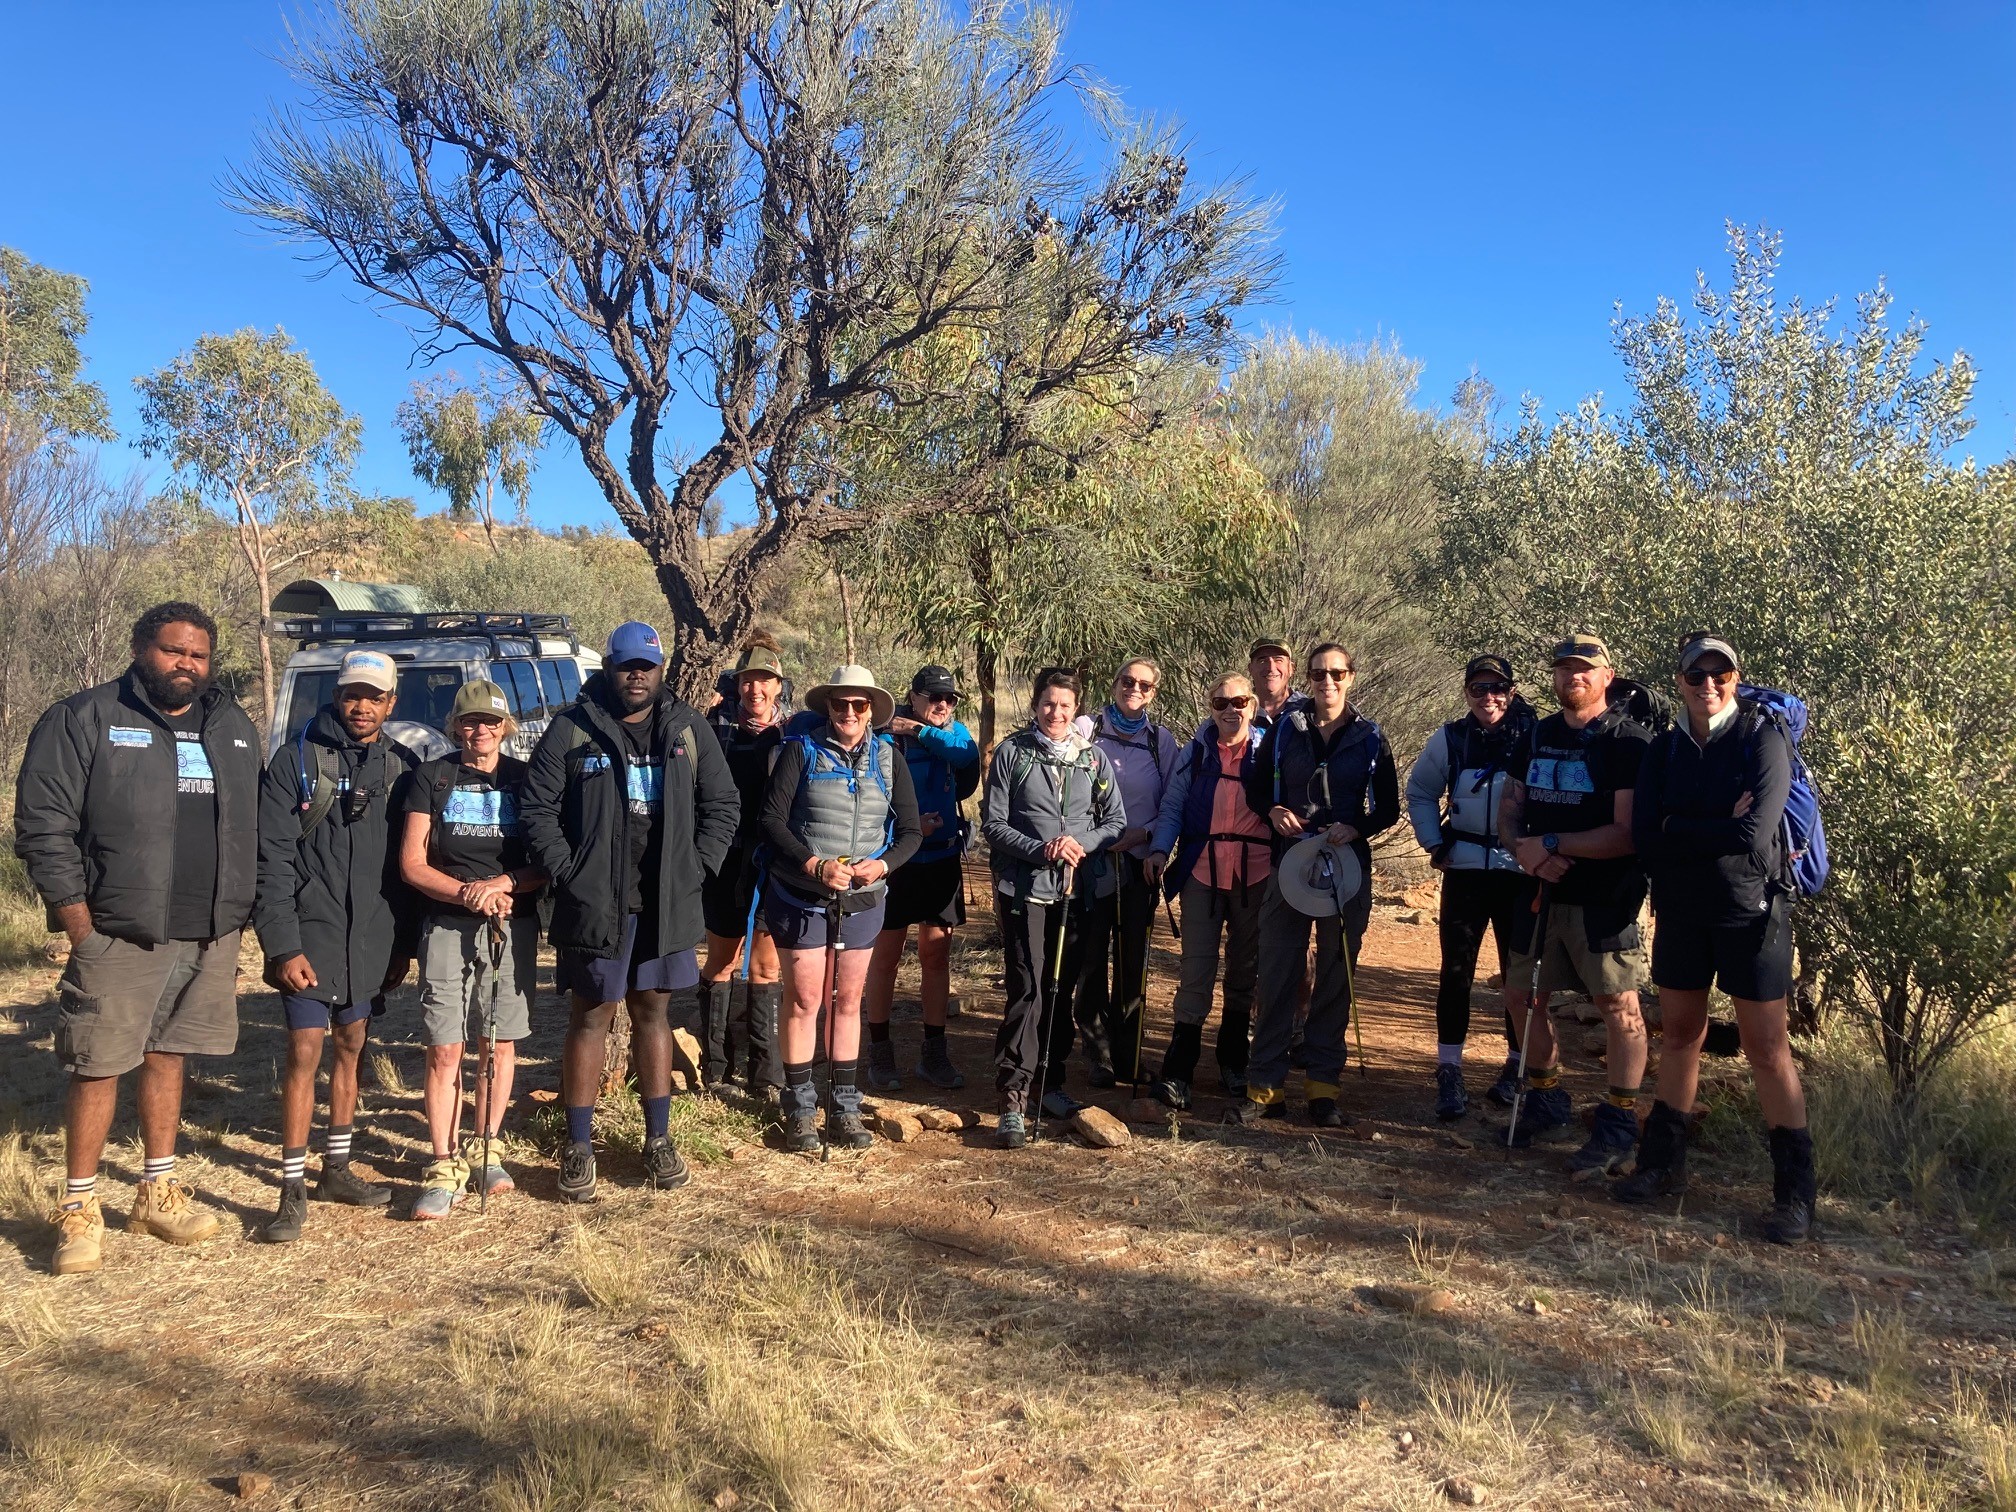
[[1528, 1065, 1561, 1091]]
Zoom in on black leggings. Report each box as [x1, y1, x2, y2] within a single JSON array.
[[1435, 867, 1524, 1051]]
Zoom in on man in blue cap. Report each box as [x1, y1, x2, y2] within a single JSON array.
[[520, 622, 740, 1201]]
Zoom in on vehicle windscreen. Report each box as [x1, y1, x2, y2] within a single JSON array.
[[284, 664, 465, 736]]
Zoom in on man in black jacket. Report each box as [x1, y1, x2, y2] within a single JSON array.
[[520, 622, 740, 1203], [255, 648, 421, 1241], [14, 602, 261, 1274]]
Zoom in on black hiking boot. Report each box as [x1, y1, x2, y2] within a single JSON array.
[[1224, 1096, 1287, 1127], [1484, 1055, 1522, 1108], [780, 1079, 821, 1154], [316, 1161, 392, 1208], [643, 1135, 689, 1191], [558, 1140, 598, 1203], [263, 1179, 308, 1244], [825, 1081, 874, 1151], [1434, 1064, 1469, 1121], [1761, 1125, 1817, 1245], [1306, 1096, 1351, 1130], [1569, 1103, 1641, 1177], [1152, 1077, 1192, 1112], [1611, 1101, 1689, 1205]]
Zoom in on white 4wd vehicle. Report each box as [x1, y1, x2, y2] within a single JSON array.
[[268, 610, 601, 763]]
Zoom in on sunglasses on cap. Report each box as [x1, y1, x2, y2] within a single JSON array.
[[1210, 694, 1253, 711], [828, 696, 874, 713], [1466, 680, 1512, 697], [1682, 666, 1737, 686]]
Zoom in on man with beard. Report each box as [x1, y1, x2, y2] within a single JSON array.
[[256, 648, 422, 1241], [520, 622, 740, 1202], [15, 603, 261, 1274]]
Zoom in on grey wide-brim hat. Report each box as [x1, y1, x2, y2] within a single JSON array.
[[803, 664, 896, 727], [1276, 834, 1366, 919]]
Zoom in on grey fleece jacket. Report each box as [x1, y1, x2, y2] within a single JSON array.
[[980, 727, 1126, 904]]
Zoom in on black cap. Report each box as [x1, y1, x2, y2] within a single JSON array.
[[1463, 654, 1514, 686], [910, 664, 961, 699]]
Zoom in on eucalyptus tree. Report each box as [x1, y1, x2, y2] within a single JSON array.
[[228, 0, 1272, 701], [396, 371, 546, 552]]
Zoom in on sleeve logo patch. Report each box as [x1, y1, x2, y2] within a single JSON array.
[[108, 726, 152, 748]]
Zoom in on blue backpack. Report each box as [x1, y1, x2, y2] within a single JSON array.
[[1738, 684, 1828, 898]]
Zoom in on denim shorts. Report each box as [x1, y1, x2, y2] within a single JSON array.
[[762, 877, 887, 950]]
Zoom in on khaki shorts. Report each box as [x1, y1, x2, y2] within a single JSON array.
[[418, 913, 538, 1046], [1503, 903, 1647, 999], [56, 931, 241, 1077]]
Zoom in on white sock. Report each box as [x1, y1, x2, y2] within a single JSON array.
[[142, 1154, 175, 1183], [1437, 1043, 1464, 1067], [65, 1175, 97, 1204]]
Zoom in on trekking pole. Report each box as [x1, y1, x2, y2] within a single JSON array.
[[820, 885, 844, 1163], [1131, 863, 1152, 1100], [1030, 861, 1076, 1145], [1504, 884, 1553, 1160], [479, 913, 504, 1215], [1325, 842, 1369, 1080]]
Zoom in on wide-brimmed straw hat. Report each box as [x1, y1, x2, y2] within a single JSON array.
[[803, 664, 895, 727], [1275, 833, 1366, 920]]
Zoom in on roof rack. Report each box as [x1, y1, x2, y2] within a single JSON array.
[[270, 611, 582, 658]]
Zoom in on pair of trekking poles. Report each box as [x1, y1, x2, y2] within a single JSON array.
[[449, 914, 508, 1213]]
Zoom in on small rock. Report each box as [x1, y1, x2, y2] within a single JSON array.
[[1396, 1429, 1415, 1455], [526, 1088, 559, 1104], [915, 1107, 975, 1132], [1372, 1284, 1458, 1316], [631, 1319, 667, 1341], [1803, 1373, 1838, 1403], [1070, 1106, 1131, 1148], [1579, 1030, 1609, 1058], [1712, 1233, 1731, 1249], [876, 1113, 925, 1142], [1441, 1476, 1485, 1506], [1121, 1098, 1169, 1125], [713, 1490, 742, 1510], [1402, 881, 1441, 911], [1524, 1298, 1547, 1316], [1444, 1131, 1473, 1150], [945, 993, 963, 1018], [1257, 1152, 1283, 1172], [235, 1472, 274, 1501]]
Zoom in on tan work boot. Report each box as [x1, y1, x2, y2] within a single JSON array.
[[51, 1196, 105, 1274], [128, 1176, 219, 1246]]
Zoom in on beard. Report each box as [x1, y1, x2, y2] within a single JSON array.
[[134, 660, 209, 713]]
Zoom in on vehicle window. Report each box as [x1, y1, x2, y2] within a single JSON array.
[[537, 660, 567, 711], [286, 663, 463, 735], [489, 661, 545, 721], [556, 661, 582, 700], [285, 671, 335, 737]]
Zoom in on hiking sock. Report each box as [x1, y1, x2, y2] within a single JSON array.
[[922, 1023, 946, 1041], [868, 1021, 891, 1044], [1437, 1043, 1464, 1068], [280, 1146, 308, 1184], [1606, 1086, 1639, 1113], [565, 1105, 595, 1146], [1526, 1064, 1561, 1091], [831, 1060, 859, 1093], [142, 1154, 175, 1184], [323, 1125, 354, 1168], [65, 1174, 96, 1205], [785, 1061, 815, 1089], [642, 1095, 671, 1143]]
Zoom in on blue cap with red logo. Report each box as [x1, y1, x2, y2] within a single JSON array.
[[605, 621, 665, 667]]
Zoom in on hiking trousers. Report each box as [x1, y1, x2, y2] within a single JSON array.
[[995, 894, 1088, 1101], [1074, 853, 1156, 1081], [1250, 873, 1368, 1097], [1435, 867, 1524, 1051]]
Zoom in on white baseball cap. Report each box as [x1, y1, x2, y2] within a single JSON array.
[[336, 649, 398, 693]]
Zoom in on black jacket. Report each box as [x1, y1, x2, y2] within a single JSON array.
[[1633, 701, 1793, 926], [14, 670, 261, 944], [254, 707, 423, 1004], [520, 675, 740, 960], [1246, 705, 1400, 881]]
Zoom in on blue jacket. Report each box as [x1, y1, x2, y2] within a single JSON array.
[[1149, 725, 1268, 898], [897, 719, 979, 864]]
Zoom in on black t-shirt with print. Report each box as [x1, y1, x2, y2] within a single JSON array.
[[618, 714, 665, 916], [163, 705, 219, 940], [404, 754, 534, 917], [1511, 708, 1652, 910]]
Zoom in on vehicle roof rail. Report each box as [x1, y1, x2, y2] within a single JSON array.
[[268, 611, 581, 659]]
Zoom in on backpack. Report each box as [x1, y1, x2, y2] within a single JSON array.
[[1738, 684, 1829, 898], [1442, 698, 1536, 803], [786, 728, 900, 859], [1607, 677, 1675, 737]]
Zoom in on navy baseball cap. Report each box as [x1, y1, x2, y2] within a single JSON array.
[[605, 621, 665, 667]]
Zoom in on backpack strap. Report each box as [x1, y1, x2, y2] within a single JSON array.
[[296, 725, 345, 835]]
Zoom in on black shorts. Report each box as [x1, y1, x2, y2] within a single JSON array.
[[702, 849, 763, 939], [882, 854, 966, 932], [1651, 891, 1793, 1001]]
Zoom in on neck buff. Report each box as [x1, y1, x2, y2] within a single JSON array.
[[1103, 702, 1148, 736], [738, 710, 776, 736], [1034, 727, 1075, 759]]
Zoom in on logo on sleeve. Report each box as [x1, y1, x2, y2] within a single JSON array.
[[109, 726, 152, 749]]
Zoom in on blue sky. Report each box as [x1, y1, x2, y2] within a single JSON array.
[[6, 2, 2011, 531]]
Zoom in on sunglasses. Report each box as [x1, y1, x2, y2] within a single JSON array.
[[1210, 695, 1253, 712], [1308, 666, 1351, 682], [1682, 666, 1737, 687], [828, 696, 873, 714], [920, 691, 959, 705], [1117, 675, 1157, 693], [1467, 681, 1512, 698]]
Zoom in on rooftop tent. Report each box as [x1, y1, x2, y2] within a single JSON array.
[[270, 579, 436, 615]]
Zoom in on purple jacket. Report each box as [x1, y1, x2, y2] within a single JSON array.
[[1073, 706, 1179, 859]]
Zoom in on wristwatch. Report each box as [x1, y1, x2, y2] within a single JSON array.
[[1541, 833, 1560, 854]]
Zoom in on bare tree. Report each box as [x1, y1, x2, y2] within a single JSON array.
[[228, 0, 1271, 701]]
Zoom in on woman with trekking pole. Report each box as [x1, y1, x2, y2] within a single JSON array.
[[398, 680, 548, 1219], [759, 666, 921, 1155], [980, 668, 1126, 1149], [1613, 633, 1811, 1242]]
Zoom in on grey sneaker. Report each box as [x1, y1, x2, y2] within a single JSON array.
[[643, 1135, 690, 1190], [412, 1158, 468, 1221], [914, 1035, 966, 1090], [865, 1038, 902, 1091]]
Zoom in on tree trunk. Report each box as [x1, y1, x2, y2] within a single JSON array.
[[600, 1015, 631, 1099], [976, 640, 998, 752], [480, 475, 501, 555], [836, 568, 856, 664], [235, 492, 277, 733]]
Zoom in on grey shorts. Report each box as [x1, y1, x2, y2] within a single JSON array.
[[56, 931, 241, 1077], [417, 914, 538, 1046]]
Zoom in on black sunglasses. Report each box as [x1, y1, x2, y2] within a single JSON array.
[[1308, 667, 1351, 682], [1210, 695, 1253, 712], [1682, 666, 1737, 686], [1466, 680, 1512, 698]]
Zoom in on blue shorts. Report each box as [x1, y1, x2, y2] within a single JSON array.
[[762, 877, 887, 951], [558, 913, 700, 1004], [282, 993, 384, 1031]]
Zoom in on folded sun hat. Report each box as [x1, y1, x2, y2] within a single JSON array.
[[1275, 833, 1366, 920], [804, 664, 895, 727], [335, 649, 397, 693]]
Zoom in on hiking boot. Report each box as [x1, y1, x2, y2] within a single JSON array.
[[128, 1177, 219, 1246], [1484, 1055, 1522, 1108], [865, 1038, 902, 1092], [51, 1196, 104, 1274], [317, 1161, 392, 1208], [1761, 1125, 1817, 1245], [412, 1158, 468, 1221], [1434, 1064, 1469, 1122], [1088, 1063, 1118, 1091], [1569, 1104, 1640, 1177], [1153, 1077, 1192, 1112], [262, 1180, 308, 1244], [1612, 1101, 1689, 1205], [780, 1080, 821, 1154], [1219, 1066, 1249, 1100], [825, 1109, 874, 1151], [915, 1035, 966, 1090], [1224, 1097, 1287, 1127], [643, 1135, 690, 1190], [558, 1141, 597, 1203], [1501, 1087, 1576, 1149], [1040, 1089, 1084, 1120], [997, 1104, 1028, 1149], [1306, 1097, 1351, 1130]]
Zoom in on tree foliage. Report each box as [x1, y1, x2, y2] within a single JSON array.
[[396, 370, 546, 551], [228, 0, 1273, 701], [1421, 225, 2016, 1095], [0, 247, 115, 450]]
